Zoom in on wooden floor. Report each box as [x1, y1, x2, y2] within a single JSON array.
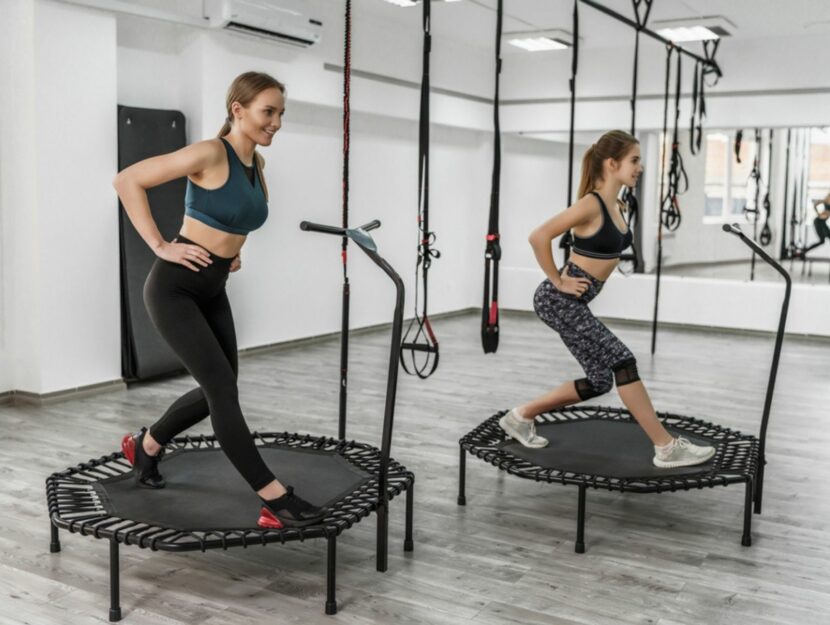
[[2, 310, 829, 624]]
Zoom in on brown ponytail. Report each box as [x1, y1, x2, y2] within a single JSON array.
[[217, 71, 286, 201], [577, 130, 639, 199]]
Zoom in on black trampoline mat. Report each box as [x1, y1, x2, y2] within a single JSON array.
[[95, 446, 371, 531], [498, 419, 718, 479]]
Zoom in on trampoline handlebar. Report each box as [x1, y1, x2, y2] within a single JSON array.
[[723, 223, 792, 477], [722, 223, 789, 281], [300, 220, 381, 235]]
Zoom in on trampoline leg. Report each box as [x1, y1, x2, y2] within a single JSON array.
[[325, 536, 337, 615], [575, 485, 586, 554], [109, 539, 122, 622], [50, 520, 61, 553], [376, 503, 388, 573], [457, 445, 467, 506], [754, 460, 765, 515], [742, 479, 753, 547], [404, 480, 414, 552]]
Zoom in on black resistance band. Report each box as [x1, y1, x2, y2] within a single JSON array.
[[650, 44, 673, 355], [759, 129, 774, 246], [689, 40, 720, 156], [734, 129, 743, 164], [560, 0, 580, 262], [660, 50, 687, 232], [617, 0, 653, 275], [337, 0, 352, 438], [743, 128, 762, 279], [481, 0, 503, 354], [400, 0, 440, 378]]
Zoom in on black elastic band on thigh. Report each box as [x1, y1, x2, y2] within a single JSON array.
[[613, 358, 640, 387], [575, 378, 602, 400]]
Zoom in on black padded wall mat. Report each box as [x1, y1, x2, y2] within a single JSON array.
[[118, 105, 187, 382]]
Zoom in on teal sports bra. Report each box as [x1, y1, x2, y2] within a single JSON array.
[[184, 137, 269, 235]]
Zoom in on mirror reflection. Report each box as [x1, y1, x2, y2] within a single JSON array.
[[656, 126, 830, 284]]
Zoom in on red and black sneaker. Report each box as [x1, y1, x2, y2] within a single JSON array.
[[257, 486, 327, 529], [121, 427, 166, 489]]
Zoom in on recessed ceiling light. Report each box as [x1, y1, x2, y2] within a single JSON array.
[[380, 0, 462, 7], [653, 15, 736, 42], [504, 29, 572, 52]]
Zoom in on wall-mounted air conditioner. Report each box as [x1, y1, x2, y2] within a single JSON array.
[[203, 0, 323, 48]]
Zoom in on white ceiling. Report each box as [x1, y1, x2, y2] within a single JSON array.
[[359, 0, 830, 51]]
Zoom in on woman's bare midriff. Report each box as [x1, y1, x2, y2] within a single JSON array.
[[179, 216, 246, 259], [567, 252, 619, 282]]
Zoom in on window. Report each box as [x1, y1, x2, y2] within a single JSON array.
[[809, 127, 830, 202], [702, 130, 758, 222]]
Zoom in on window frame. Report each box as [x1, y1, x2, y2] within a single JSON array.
[[702, 129, 754, 226]]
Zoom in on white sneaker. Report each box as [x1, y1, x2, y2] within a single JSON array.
[[499, 409, 549, 448], [653, 436, 715, 468]]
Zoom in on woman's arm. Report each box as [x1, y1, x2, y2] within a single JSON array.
[[528, 195, 597, 287], [112, 140, 221, 252]]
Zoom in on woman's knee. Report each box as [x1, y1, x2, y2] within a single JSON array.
[[612, 358, 640, 388], [575, 371, 613, 400]]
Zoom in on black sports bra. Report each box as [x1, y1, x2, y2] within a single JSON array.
[[571, 192, 633, 259]]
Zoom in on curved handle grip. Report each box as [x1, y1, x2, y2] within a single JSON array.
[[300, 220, 381, 235], [300, 221, 344, 235], [722, 223, 743, 237]]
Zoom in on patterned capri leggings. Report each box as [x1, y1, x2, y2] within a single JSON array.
[[533, 262, 640, 400]]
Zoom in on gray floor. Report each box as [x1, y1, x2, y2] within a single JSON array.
[[2, 311, 829, 624]]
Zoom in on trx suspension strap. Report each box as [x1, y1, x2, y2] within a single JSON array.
[[560, 0, 580, 263], [661, 50, 688, 233], [780, 128, 792, 260], [743, 128, 762, 280], [481, 0, 503, 354], [338, 0, 352, 439], [650, 44, 674, 355], [759, 129, 774, 246], [734, 129, 743, 163], [689, 40, 720, 156], [618, 0, 654, 275], [400, 0, 440, 378]]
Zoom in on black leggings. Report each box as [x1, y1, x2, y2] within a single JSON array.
[[533, 262, 637, 400], [143, 235, 275, 492]]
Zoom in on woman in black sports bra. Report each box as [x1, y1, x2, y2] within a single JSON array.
[[498, 130, 715, 469]]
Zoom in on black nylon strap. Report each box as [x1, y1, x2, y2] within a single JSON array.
[[337, 0, 353, 439], [745, 128, 763, 278], [690, 40, 719, 157], [617, 0, 652, 274], [401, 0, 440, 378], [660, 50, 687, 232], [780, 129, 792, 259], [689, 60, 700, 155], [560, 0, 580, 260], [481, 0, 503, 354], [650, 43, 674, 355], [735, 129, 743, 163], [759, 129, 774, 246]]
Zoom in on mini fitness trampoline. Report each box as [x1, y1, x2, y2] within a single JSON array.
[[459, 224, 790, 553], [46, 220, 414, 620]]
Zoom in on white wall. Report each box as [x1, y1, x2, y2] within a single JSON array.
[[501, 31, 830, 133], [0, 0, 37, 393], [3, 0, 830, 396], [0, 0, 121, 395]]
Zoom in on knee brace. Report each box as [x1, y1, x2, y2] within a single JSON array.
[[575, 375, 612, 400], [613, 358, 640, 387]]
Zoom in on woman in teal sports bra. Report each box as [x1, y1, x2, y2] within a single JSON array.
[[113, 71, 325, 528]]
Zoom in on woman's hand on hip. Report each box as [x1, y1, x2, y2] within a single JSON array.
[[230, 253, 241, 273], [155, 241, 213, 272], [555, 267, 592, 297]]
